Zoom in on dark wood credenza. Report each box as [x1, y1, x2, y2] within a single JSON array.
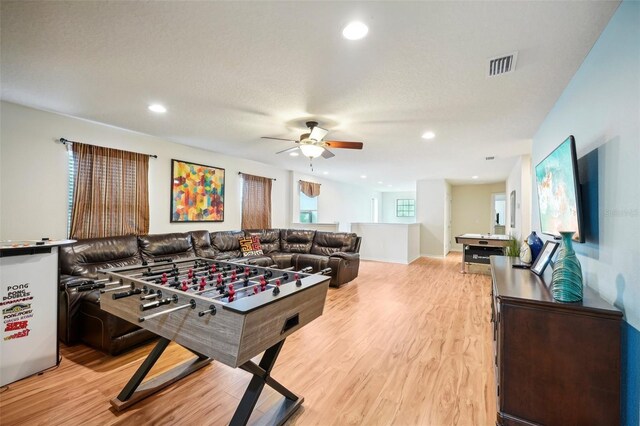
[[490, 256, 622, 426]]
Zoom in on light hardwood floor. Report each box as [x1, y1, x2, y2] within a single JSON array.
[[0, 254, 496, 426]]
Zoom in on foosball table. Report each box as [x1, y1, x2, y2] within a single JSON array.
[[89, 257, 331, 425]]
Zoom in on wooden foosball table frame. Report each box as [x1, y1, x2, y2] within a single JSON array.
[[96, 258, 331, 425]]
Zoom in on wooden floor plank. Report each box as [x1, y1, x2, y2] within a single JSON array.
[[0, 254, 495, 426]]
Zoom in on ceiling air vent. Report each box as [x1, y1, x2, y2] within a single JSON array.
[[486, 156, 495, 161], [488, 52, 518, 77]]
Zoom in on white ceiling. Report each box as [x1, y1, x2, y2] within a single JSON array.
[[0, 1, 619, 191]]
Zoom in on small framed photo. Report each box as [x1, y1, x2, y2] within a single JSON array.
[[530, 240, 559, 276]]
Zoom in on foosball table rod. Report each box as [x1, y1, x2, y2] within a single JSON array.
[[138, 299, 196, 322]]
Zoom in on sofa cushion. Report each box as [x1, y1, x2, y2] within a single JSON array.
[[268, 253, 295, 269], [295, 253, 330, 272], [239, 236, 264, 257], [211, 230, 243, 258], [191, 230, 218, 258], [59, 235, 142, 278], [138, 233, 195, 262], [244, 229, 281, 254], [280, 229, 315, 253], [310, 231, 358, 256]]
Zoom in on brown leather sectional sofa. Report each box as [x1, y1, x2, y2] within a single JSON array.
[[58, 229, 361, 355]]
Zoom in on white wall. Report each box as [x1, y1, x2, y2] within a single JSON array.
[[351, 223, 420, 264], [0, 102, 295, 240], [450, 182, 506, 251], [506, 155, 532, 241], [416, 179, 447, 257], [381, 191, 417, 223], [444, 182, 452, 254], [290, 172, 381, 232], [531, 3, 639, 423]]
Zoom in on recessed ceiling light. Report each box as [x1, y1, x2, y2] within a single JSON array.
[[472, 175, 479, 179], [360, 175, 367, 179], [377, 181, 383, 184], [387, 184, 393, 187], [422, 131, 435, 140], [289, 152, 299, 157], [148, 104, 167, 113], [323, 171, 329, 175], [342, 21, 368, 40]]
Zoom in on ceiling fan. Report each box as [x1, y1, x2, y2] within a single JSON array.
[[261, 121, 363, 165]]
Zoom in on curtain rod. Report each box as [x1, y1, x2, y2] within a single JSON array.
[[238, 172, 276, 181], [58, 138, 158, 159], [299, 180, 321, 185]]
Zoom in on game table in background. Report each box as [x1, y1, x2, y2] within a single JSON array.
[[455, 233, 510, 274]]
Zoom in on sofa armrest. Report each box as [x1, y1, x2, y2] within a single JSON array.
[[327, 253, 360, 287], [59, 275, 91, 345], [60, 274, 92, 290], [329, 252, 360, 261]]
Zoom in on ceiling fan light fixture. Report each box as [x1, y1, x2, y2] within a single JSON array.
[[289, 152, 299, 157], [342, 21, 368, 40], [299, 144, 325, 158]]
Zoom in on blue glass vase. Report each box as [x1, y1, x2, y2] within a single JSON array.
[[551, 232, 583, 302], [527, 231, 544, 261]]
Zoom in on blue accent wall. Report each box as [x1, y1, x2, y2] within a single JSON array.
[[531, 2, 640, 424], [622, 323, 640, 426]]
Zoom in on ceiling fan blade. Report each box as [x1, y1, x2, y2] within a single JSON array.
[[309, 126, 329, 142], [324, 141, 364, 150], [276, 146, 300, 155], [262, 136, 298, 142], [321, 148, 335, 159]]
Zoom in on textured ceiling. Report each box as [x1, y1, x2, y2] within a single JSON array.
[[0, 1, 619, 191]]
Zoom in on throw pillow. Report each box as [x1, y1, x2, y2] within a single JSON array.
[[239, 236, 264, 257]]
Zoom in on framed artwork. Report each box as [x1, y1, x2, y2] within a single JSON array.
[[530, 240, 559, 276], [171, 159, 225, 222], [510, 190, 516, 228]]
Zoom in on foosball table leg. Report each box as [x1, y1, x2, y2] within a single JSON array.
[[230, 339, 303, 426], [110, 337, 212, 411]]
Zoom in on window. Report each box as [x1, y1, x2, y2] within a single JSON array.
[[68, 142, 149, 239], [396, 199, 415, 217], [300, 191, 318, 223], [241, 173, 273, 229]]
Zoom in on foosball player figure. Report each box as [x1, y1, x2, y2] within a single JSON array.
[[273, 279, 281, 295], [161, 273, 168, 286], [199, 276, 206, 291], [295, 273, 302, 287], [260, 276, 267, 292], [181, 280, 189, 291], [171, 276, 180, 287], [228, 284, 235, 302]]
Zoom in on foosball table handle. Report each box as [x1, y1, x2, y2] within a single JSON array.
[[198, 304, 217, 317]]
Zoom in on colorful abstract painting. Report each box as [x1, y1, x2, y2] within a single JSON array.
[[171, 159, 225, 222]]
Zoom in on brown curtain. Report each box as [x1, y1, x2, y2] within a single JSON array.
[[241, 174, 272, 229], [299, 180, 321, 198], [69, 142, 149, 239]]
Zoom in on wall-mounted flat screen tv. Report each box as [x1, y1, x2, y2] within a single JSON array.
[[535, 135, 584, 242]]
